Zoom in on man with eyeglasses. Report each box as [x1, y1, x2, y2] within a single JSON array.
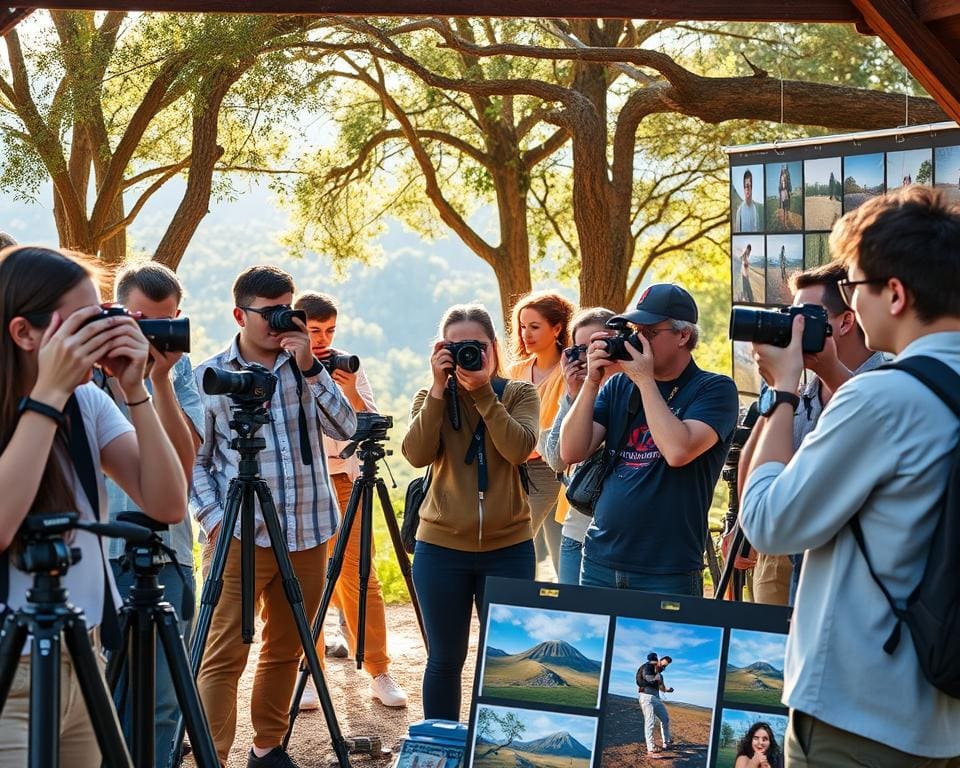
[[560, 284, 739, 596], [192, 265, 357, 768], [740, 187, 960, 765], [735, 261, 885, 606]]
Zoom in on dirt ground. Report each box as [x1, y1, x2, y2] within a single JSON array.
[[600, 694, 711, 768], [185, 605, 480, 768]]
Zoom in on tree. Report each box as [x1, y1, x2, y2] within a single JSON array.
[[720, 722, 736, 747], [476, 708, 525, 758]]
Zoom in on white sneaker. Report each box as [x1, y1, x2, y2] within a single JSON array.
[[298, 678, 320, 711], [325, 632, 349, 659], [370, 673, 408, 708]]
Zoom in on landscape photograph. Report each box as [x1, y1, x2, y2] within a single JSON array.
[[843, 152, 885, 211], [599, 618, 723, 768], [765, 235, 803, 304], [886, 147, 932, 190], [714, 709, 789, 768], [803, 156, 842, 230], [722, 629, 787, 708], [731, 235, 765, 304], [804, 233, 831, 270], [764, 161, 803, 233], [732, 341, 762, 396], [470, 703, 597, 768], [935, 145, 960, 204], [731, 163, 765, 233], [480, 604, 608, 709]]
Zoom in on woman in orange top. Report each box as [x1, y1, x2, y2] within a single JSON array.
[[507, 290, 574, 577]]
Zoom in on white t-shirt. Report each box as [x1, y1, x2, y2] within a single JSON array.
[[2, 383, 133, 640]]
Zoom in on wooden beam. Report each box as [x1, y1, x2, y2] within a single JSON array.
[[1, 8, 32, 35], [17, 0, 863, 21], [850, 0, 960, 123], [914, 0, 960, 23]]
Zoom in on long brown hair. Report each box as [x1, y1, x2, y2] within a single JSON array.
[[438, 303, 504, 376], [510, 291, 574, 360], [0, 246, 96, 518]]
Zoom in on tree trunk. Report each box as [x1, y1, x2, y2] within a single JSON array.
[[490, 155, 533, 328]]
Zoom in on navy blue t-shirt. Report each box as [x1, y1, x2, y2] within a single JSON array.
[[585, 363, 739, 574]]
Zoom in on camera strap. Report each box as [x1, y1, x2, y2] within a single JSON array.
[[464, 378, 530, 495], [288, 358, 354, 466]]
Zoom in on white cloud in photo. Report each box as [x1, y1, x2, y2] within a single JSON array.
[[727, 630, 786, 670]]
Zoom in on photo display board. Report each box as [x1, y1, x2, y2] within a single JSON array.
[[727, 121, 960, 398], [465, 578, 791, 768]]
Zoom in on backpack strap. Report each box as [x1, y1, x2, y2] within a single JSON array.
[[602, 385, 643, 473], [850, 355, 960, 654]]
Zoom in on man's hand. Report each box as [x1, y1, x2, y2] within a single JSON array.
[[620, 333, 655, 387], [279, 317, 315, 372], [665, 687, 674, 693], [752, 314, 805, 392], [585, 331, 618, 384], [148, 348, 182, 385], [332, 368, 358, 392]]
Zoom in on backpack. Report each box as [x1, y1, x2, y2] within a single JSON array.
[[851, 356, 960, 698]]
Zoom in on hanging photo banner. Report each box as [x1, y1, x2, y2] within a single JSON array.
[[464, 578, 791, 768], [725, 120, 960, 398]]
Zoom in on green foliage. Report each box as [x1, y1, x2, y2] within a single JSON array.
[[917, 159, 933, 185]]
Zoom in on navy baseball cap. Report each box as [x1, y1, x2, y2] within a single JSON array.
[[613, 283, 698, 326]]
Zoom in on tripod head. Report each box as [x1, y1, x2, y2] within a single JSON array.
[[338, 413, 396, 485]]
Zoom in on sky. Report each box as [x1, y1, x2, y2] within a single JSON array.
[[485, 604, 608, 660], [607, 618, 723, 708], [473, 703, 598, 752], [726, 629, 786, 671], [804, 156, 841, 188], [719, 708, 788, 747], [844, 153, 885, 188]]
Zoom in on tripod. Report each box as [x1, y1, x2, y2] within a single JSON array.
[[0, 514, 132, 768], [105, 512, 219, 768], [172, 400, 351, 768], [284, 433, 425, 747]]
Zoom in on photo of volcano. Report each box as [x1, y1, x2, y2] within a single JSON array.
[[480, 604, 608, 708], [722, 629, 787, 708], [470, 703, 598, 768]]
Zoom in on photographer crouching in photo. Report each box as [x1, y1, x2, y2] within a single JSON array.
[[735, 261, 885, 606], [559, 284, 739, 595], [740, 187, 960, 765], [0, 246, 187, 765], [192, 266, 356, 767]]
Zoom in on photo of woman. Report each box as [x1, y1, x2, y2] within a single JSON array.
[[733, 722, 783, 768]]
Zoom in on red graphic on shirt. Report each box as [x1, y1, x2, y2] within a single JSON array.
[[619, 422, 661, 467]]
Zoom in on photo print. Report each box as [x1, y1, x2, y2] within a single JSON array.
[[599, 617, 723, 768], [934, 145, 960, 205], [723, 629, 787, 709], [470, 703, 597, 768], [843, 153, 885, 212], [732, 341, 762, 397], [765, 161, 803, 233], [731, 164, 765, 233], [803, 157, 842, 230], [732, 235, 765, 304], [765, 235, 803, 304], [395, 742, 465, 768], [804, 233, 831, 270], [715, 709, 789, 768], [480, 604, 608, 709], [886, 148, 932, 191]]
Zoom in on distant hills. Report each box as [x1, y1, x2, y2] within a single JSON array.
[[482, 640, 602, 707], [516, 731, 591, 759], [724, 660, 784, 707]]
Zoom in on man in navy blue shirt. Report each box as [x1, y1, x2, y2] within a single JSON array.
[[560, 284, 738, 595]]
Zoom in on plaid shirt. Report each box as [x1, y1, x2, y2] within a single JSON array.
[[191, 337, 357, 551]]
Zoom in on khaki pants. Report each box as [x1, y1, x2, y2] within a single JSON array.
[[322, 472, 391, 677], [787, 710, 960, 767], [0, 640, 106, 768], [198, 533, 327, 763], [753, 552, 793, 606]]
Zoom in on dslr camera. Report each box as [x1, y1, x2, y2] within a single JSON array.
[[445, 340, 485, 372], [82, 303, 190, 353], [261, 305, 307, 333], [729, 303, 832, 354], [321, 350, 361, 375], [202, 362, 277, 405], [350, 412, 392, 443], [599, 319, 642, 361], [564, 344, 587, 364]]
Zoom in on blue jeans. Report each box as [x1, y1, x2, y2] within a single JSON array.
[[111, 559, 196, 768], [412, 540, 535, 720], [558, 536, 584, 585], [579, 556, 703, 597]]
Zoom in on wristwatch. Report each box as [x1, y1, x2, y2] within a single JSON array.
[[758, 389, 800, 417]]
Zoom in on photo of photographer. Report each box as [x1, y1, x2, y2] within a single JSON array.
[[764, 236, 802, 304], [732, 236, 764, 305]]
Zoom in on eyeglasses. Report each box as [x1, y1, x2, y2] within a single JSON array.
[[638, 325, 677, 340], [837, 278, 889, 308], [238, 304, 289, 318]]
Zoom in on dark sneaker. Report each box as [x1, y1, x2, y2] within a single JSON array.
[[247, 747, 302, 768]]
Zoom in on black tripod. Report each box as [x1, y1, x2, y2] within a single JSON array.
[[106, 512, 218, 768], [173, 397, 351, 768], [284, 425, 425, 747], [0, 513, 136, 768]]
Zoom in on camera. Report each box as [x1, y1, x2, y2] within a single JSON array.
[[729, 303, 832, 354], [82, 303, 191, 353], [321, 351, 361, 374], [445, 340, 485, 371], [350, 412, 392, 443], [263, 306, 307, 333], [202, 362, 277, 404], [564, 344, 587, 363], [599, 319, 642, 361]]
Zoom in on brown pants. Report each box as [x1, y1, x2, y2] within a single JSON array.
[[323, 472, 391, 677], [753, 552, 793, 606], [787, 711, 960, 767], [198, 532, 327, 762]]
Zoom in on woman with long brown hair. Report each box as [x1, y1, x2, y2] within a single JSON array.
[[508, 290, 574, 577], [0, 246, 186, 765]]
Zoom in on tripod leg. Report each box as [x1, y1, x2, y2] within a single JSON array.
[[28, 619, 62, 768], [714, 523, 746, 601], [155, 607, 219, 768], [253, 481, 352, 768], [375, 479, 427, 650], [241, 484, 257, 644], [62, 614, 133, 768], [283, 476, 360, 748], [355, 482, 374, 669], [0, 613, 29, 716], [132, 604, 156, 768]]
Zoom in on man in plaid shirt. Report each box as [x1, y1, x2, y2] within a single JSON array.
[[192, 265, 356, 768]]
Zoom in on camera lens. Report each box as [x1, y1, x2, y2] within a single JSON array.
[[729, 307, 793, 348], [455, 344, 483, 371], [138, 317, 190, 354], [324, 353, 360, 374], [266, 308, 307, 333]]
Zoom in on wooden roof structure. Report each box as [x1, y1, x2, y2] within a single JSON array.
[[3, 1, 960, 122]]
